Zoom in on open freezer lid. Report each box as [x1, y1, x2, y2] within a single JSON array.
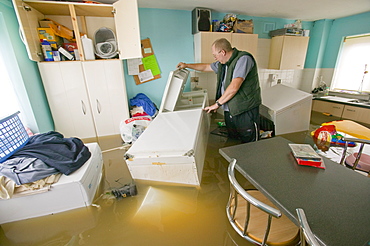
[[261, 84, 312, 112], [159, 69, 190, 113]]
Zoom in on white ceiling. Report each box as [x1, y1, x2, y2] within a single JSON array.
[[100, 0, 370, 21]]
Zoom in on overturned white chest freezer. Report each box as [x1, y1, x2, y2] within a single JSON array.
[[124, 69, 210, 186], [260, 84, 313, 135]]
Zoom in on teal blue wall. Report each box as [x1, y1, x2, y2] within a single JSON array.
[[321, 11, 370, 68], [304, 19, 333, 69], [0, 0, 53, 133], [124, 8, 194, 107]]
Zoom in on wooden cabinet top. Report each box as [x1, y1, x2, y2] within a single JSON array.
[[24, 0, 114, 17]]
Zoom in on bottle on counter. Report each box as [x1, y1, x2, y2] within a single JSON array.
[[324, 86, 330, 96]]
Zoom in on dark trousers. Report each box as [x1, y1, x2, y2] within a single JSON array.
[[224, 107, 259, 143]]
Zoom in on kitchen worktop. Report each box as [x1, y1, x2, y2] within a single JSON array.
[[313, 94, 370, 109]]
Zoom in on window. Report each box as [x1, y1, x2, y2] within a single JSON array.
[[0, 51, 21, 118], [331, 34, 370, 93]]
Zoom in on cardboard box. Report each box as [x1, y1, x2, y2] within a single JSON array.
[[38, 28, 61, 43], [38, 28, 62, 49], [39, 20, 53, 28], [233, 19, 254, 34]]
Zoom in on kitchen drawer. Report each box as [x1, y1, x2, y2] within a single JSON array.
[[342, 105, 370, 124], [312, 100, 344, 117]]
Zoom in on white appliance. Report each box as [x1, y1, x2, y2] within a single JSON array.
[[260, 84, 313, 135], [94, 27, 118, 59], [0, 143, 103, 224], [124, 69, 210, 187]]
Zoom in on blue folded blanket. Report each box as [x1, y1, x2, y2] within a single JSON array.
[[0, 131, 91, 185]]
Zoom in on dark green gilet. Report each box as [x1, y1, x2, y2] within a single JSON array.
[[216, 48, 261, 116]]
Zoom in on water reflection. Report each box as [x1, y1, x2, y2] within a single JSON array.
[[133, 186, 199, 231], [0, 129, 254, 246], [1, 206, 98, 245]]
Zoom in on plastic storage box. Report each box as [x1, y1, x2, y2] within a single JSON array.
[[0, 112, 29, 163]]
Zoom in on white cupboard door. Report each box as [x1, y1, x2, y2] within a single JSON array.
[[83, 60, 130, 136], [194, 32, 231, 63], [12, 0, 44, 62], [38, 62, 96, 138], [269, 36, 309, 70], [231, 33, 258, 58], [280, 36, 309, 69], [113, 0, 141, 59]]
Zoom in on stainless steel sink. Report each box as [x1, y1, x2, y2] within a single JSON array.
[[348, 99, 370, 105], [319, 96, 370, 106], [320, 96, 355, 103]]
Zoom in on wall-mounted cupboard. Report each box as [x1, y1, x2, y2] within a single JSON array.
[[194, 32, 258, 63], [12, 0, 141, 61], [268, 36, 309, 70], [12, 0, 141, 140]]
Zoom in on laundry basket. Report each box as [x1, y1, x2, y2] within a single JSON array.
[[0, 112, 29, 163]]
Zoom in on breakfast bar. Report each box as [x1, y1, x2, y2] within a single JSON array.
[[219, 136, 370, 246]]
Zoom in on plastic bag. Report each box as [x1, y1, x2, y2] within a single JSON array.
[[120, 116, 152, 143]]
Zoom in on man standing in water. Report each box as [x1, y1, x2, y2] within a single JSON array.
[[177, 38, 261, 143]]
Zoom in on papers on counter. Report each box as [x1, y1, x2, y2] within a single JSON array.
[[289, 143, 326, 169]]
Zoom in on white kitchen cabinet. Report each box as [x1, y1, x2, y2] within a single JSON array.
[[268, 36, 309, 70], [312, 100, 345, 117], [38, 60, 129, 139], [12, 0, 141, 61], [342, 105, 370, 124], [38, 61, 95, 138], [193, 32, 258, 63], [312, 100, 370, 125], [13, 0, 139, 139], [82, 60, 130, 137]]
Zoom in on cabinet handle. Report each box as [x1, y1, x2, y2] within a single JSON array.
[[81, 100, 86, 115], [23, 5, 31, 11], [96, 99, 101, 114], [346, 109, 356, 112], [333, 106, 341, 109], [18, 27, 25, 45]]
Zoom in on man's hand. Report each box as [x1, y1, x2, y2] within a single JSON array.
[[203, 104, 219, 113], [177, 62, 187, 69]]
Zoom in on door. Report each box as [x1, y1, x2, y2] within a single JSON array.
[[38, 62, 96, 138], [12, 0, 44, 61], [280, 36, 309, 69], [83, 60, 130, 136], [113, 0, 141, 59]]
